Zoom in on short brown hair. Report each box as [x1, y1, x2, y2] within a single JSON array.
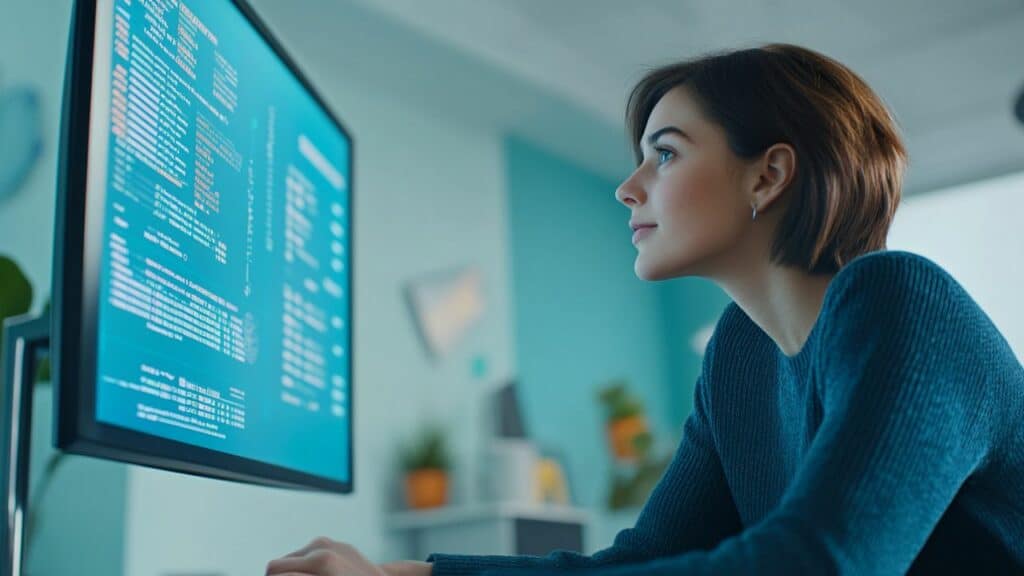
[[626, 44, 907, 274]]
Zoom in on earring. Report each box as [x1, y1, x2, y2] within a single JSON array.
[[751, 204, 758, 221]]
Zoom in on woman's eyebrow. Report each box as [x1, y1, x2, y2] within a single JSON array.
[[646, 126, 693, 146]]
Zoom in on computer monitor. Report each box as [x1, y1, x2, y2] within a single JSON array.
[[52, 0, 354, 493]]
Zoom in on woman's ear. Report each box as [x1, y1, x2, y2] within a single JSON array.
[[749, 143, 797, 214]]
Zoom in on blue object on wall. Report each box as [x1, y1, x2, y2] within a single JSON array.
[[0, 86, 44, 202]]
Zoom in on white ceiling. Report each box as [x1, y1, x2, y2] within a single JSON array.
[[258, 0, 1024, 195]]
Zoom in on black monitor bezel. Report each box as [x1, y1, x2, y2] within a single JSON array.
[[52, 0, 355, 494]]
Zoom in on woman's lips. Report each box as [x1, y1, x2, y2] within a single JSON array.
[[632, 225, 656, 244]]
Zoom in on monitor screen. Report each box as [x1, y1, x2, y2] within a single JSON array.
[[53, 0, 353, 493]]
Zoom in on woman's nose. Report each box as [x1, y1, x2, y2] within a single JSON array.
[[615, 172, 645, 206]]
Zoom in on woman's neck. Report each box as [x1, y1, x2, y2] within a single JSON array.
[[716, 262, 835, 357]]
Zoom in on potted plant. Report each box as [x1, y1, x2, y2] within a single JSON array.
[[0, 254, 61, 567], [607, 450, 671, 509], [597, 379, 672, 509], [598, 379, 650, 463], [399, 423, 453, 510], [0, 254, 33, 346]]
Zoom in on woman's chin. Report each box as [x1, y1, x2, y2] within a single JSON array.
[[635, 252, 700, 281], [634, 257, 672, 281]]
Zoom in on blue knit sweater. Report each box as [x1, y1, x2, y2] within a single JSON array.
[[427, 251, 1024, 575]]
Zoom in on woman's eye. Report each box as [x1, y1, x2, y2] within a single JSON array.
[[656, 148, 674, 165]]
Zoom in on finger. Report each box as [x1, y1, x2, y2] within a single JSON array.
[[282, 536, 336, 558], [266, 556, 314, 575], [266, 550, 343, 575]]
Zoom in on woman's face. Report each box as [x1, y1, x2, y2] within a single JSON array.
[[616, 86, 755, 281]]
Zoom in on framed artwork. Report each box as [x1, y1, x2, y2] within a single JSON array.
[[404, 265, 484, 359]]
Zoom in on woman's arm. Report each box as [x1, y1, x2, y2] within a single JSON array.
[[427, 373, 743, 575]]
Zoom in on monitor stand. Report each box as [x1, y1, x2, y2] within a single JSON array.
[[1, 313, 50, 576]]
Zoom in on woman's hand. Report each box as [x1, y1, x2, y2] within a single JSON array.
[[265, 536, 431, 576]]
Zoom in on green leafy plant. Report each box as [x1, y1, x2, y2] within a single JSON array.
[[0, 254, 33, 348], [598, 378, 652, 459], [597, 378, 672, 509], [607, 454, 671, 509], [598, 379, 644, 422], [0, 254, 61, 568], [399, 423, 453, 473], [0, 255, 50, 381]]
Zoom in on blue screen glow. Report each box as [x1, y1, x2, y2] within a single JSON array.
[[93, 0, 351, 484]]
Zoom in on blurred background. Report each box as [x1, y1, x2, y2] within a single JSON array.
[[1, 0, 1022, 574]]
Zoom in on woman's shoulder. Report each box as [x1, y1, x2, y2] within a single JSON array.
[[703, 249, 990, 379], [814, 249, 985, 338], [825, 249, 965, 306], [704, 249, 962, 353], [818, 250, 1014, 368]]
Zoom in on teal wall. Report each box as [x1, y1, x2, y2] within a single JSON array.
[[656, 278, 731, 427], [505, 135, 731, 512], [2, 1, 518, 571], [2, 0, 732, 564]]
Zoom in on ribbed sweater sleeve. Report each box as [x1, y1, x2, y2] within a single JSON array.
[[427, 370, 743, 575], [473, 253, 1016, 575]]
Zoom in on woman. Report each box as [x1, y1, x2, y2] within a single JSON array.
[[266, 44, 1024, 576]]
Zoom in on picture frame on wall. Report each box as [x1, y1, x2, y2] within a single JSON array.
[[404, 265, 485, 359]]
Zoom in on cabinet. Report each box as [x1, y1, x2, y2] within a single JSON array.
[[387, 503, 589, 560]]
